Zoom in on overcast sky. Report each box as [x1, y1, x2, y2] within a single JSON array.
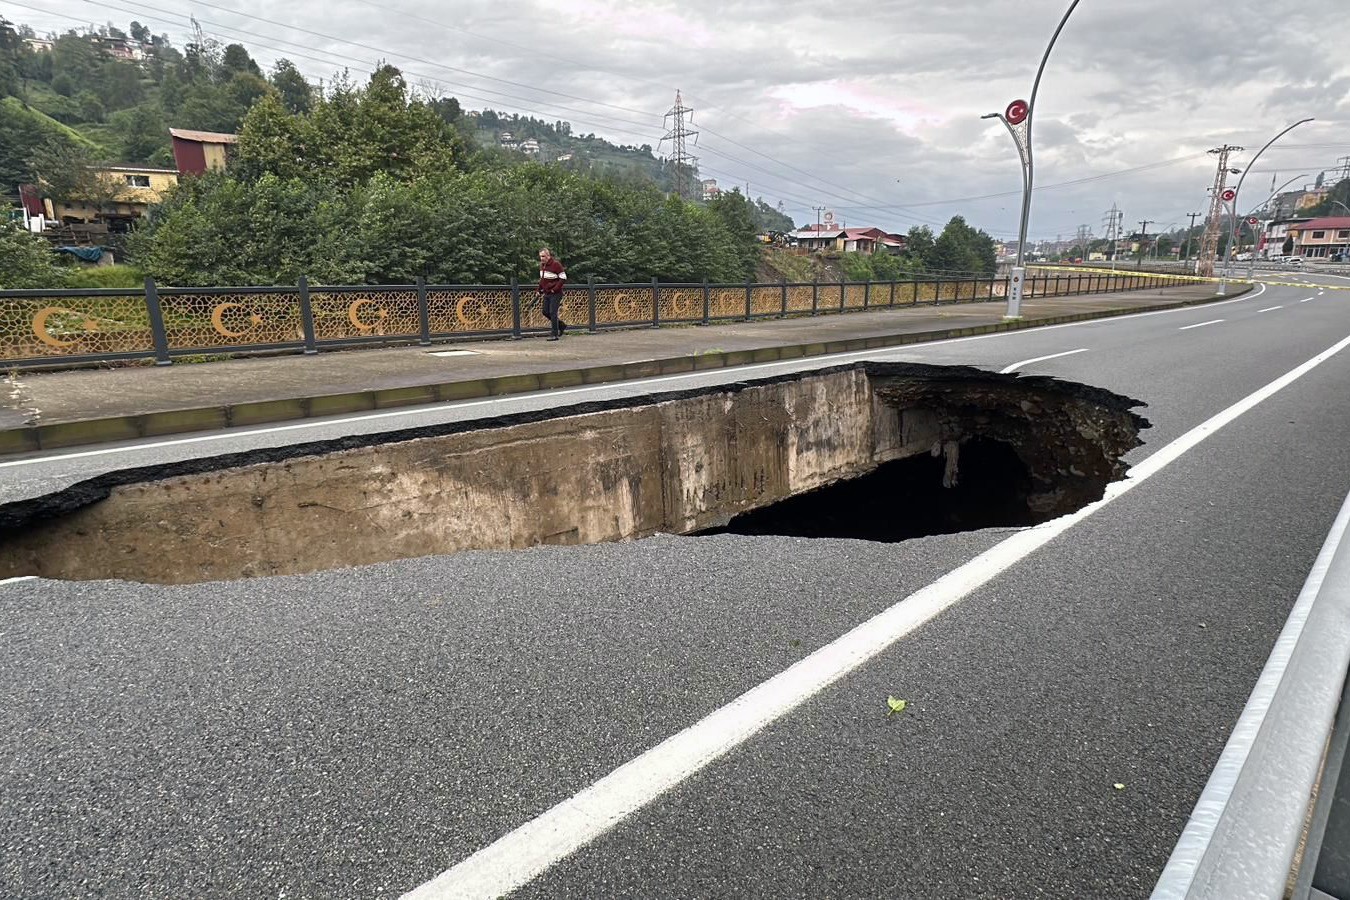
[[15, 0, 1350, 241]]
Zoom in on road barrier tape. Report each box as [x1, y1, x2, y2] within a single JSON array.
[[1029, 265, 1350, 291]]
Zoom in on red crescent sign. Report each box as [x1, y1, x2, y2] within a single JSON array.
[[1247, 216, 1259, 224], [1005, 99, 1029, 125], [1222, 189, 1236, 202]]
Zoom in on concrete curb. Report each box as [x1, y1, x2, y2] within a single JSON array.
[[0, 287, 1251, 456]]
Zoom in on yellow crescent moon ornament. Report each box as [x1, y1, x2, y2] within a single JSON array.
[[210, 302, 253, 338], [32, 307, 89, 348], [456, 295, 488, 328], [347, 299, 388, 332]]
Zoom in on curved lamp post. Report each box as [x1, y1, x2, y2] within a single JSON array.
[[981, 0, 1082, 318], [1218, 117, 1315, 292], [1239, 173, 1309, 278]]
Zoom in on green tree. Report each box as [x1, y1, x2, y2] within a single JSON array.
[[0, 226, 63, 288], [903, 225, 936, 269], [76, 90, 105, 123], [220, 43, 261, 79], [705, 189, 759, 279], [95, 59, 144, 110], [0, 17, 24, 96], [110, 103, 167, 163], [269, 59, 311, 114]]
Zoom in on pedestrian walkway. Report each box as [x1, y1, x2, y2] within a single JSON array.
[[0, 284, 1244, 454]]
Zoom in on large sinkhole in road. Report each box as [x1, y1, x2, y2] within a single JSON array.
[[697, 437, 1037, 542], [0, 363, 1147, 584]]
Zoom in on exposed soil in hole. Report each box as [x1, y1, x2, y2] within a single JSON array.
[[0, 362, 1146, 584], [698, 437, 1037, 542]]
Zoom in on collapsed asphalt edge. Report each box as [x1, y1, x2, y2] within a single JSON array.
[[0, 286, 1245, 457]]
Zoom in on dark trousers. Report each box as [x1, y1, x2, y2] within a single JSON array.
[[541, 292, 565, 336]]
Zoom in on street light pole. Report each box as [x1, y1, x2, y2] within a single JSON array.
[[1218, 117, 1315, 293], [982, 0, 1082, 319], [1242, 173, 1309, 279]]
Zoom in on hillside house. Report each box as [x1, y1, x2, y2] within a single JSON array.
[[1288, 217, 1350, 259], [40, 164, 178, 231], [170, 128, 238, 176]]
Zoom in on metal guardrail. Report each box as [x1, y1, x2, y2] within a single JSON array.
[[0, 272, 1186, 368], [1152, 487, 1350, 900]]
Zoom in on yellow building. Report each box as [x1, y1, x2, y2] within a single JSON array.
[[43, 164, 180, 229]]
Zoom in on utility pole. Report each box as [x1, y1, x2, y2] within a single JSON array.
[[659, 90, 699, 201], [1182, 211, 1202, 265], [1136, 219, 1154, 270], [1198, 144, 1242, 276], [812, 206, 826, 231]]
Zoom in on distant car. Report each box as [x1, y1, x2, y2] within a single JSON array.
[[1286, 256, 1304, 266]]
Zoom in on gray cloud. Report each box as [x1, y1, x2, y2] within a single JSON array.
[[28, 0, 1350, 239]]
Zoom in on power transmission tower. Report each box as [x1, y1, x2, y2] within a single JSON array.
[[1074, 223, 1092, 257], [1101, 204, 1124, 266], [659, 90, 699, 200], [1334, 156, 1350, 185], [1198, 144, 1242, 276]]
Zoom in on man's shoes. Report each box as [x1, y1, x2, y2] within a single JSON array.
[[547, 336, 559, 341], [559, 320, 568, 334]]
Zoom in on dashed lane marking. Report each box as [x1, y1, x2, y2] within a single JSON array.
[[1179, 319, 1225, 331], [399, 329, 1350, 900]]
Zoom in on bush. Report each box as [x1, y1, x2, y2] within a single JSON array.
[[0, 226, 64, 288], [60, 264, 145, 289]]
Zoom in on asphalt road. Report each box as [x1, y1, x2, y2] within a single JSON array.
[[3, 271, 1350, 898]]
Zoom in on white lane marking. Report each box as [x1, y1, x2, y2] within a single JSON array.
[[1151, 484, 1350, 899], [1302, 297, 1315, 303], [400, 329, 1350, 900], [1258, 306, 1283, 313], [998, 348, 1090, 374], [1179, 319, 1225, 331], [0, 284, 1271, 471], [0, 576, 37, 585]]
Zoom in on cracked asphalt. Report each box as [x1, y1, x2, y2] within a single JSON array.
[[3, 273, 1349, 898]]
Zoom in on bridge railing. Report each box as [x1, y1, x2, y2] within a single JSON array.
[[0, 271, 1187, 368], [1151, 491, 1350, 900]]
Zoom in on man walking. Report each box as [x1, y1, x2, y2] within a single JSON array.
[[537, 247, 568, 340]]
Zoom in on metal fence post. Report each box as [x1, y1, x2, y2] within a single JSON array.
[[143, 276, 172, 366], [780, 279, 788, 318], [811, 278, 819, 315], [511, 277, 522, 339], [587, 276, 597, 332], [296, 275, 318, 354], [839, 280, 846, 312], [911, 280, 919, 305], [889, 281, 897, 306], [416, 276, 431, 345], [701, 280, 711, 325], [988, 277, 996, 300], [864, 279, 871, 309], [745, 278, 752, 321], [652, 277, 660, 328]]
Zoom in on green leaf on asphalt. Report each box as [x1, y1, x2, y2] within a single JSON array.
[[887, 696, 907, 715]]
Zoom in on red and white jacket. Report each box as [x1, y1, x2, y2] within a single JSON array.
[[538, 257, 567, 294]]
